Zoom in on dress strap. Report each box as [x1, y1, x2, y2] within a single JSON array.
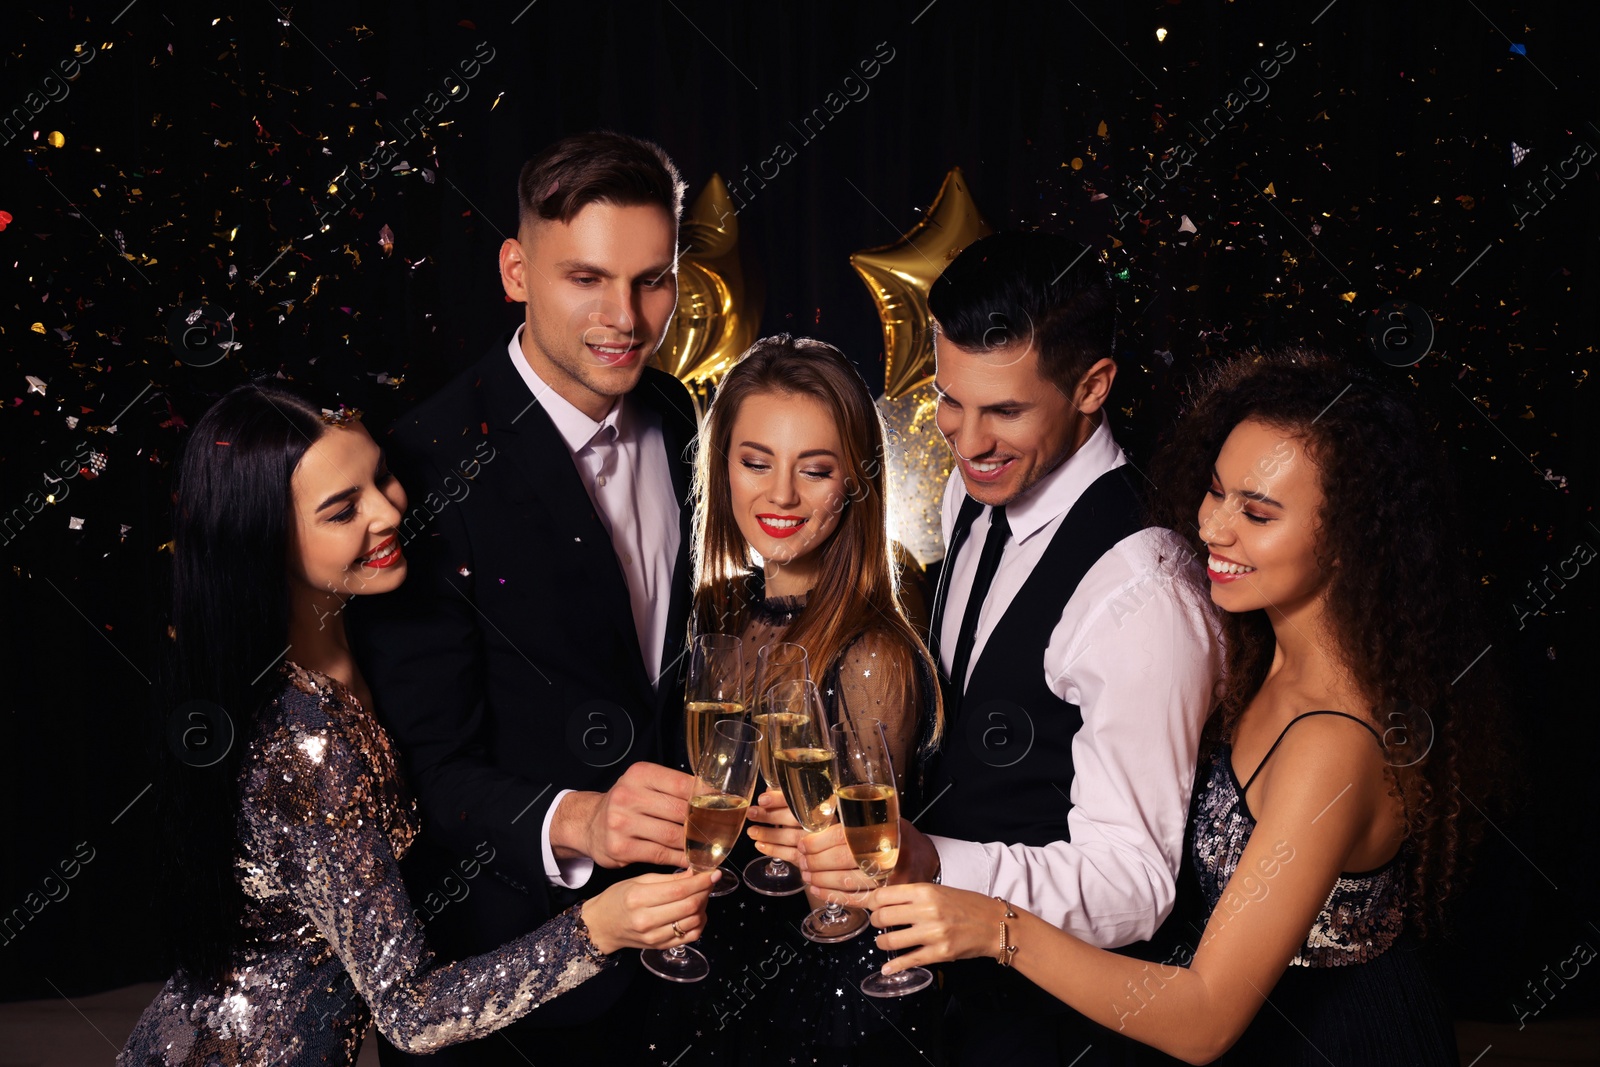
[[1239, 710, 1383, 795]]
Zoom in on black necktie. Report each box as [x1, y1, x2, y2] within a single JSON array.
[[947, 505, 1009, 717], [929, 495, 984, 658]]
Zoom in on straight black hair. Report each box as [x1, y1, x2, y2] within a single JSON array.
[[158, 381, 328, 986], [927, 230, 1117, 395]]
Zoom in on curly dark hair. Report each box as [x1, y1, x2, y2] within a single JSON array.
[[1149, 349, 1508, 933]]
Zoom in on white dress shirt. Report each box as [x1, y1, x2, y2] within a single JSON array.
[[931, 415, 1223, 948], [506, 327, 682, 888]]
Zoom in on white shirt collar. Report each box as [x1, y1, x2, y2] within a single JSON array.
[[506, 324, 623, 454], [1002, 414, 1126, 544]]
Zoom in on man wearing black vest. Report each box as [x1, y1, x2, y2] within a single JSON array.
[[348, 132, 701, 1065], [804, 231, 1221, 1064]]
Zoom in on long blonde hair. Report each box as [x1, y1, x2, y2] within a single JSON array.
[[690, 334, 943, 755]]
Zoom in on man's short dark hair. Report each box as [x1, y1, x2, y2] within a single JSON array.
[[928, 230, 1116, 394], [517, 130, 686, 230]]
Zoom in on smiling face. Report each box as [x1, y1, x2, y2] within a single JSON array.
[[499, 200, 678, 420], [1198, 418, 1329, 619], [727, 390, 848, 592], [288, 424, 408, 603], [932, 330, 1110, 508]]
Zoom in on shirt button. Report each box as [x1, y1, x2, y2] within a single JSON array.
[[597, 475, 608, 487], [622, 553, 633, 566]]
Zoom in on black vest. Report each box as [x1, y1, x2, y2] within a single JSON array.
[[924, 467, 1181, 1065], [924, 466, 1146, 844]]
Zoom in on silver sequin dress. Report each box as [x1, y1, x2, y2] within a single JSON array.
[[1187, 711, 1457, 1064], [118, 663, 612, 1067]]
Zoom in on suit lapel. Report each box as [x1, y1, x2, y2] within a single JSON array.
[[480, 343, 649, 699]]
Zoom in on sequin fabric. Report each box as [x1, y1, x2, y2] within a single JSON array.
[[1190, 742, 1406, 968], [118, 662, 611, 1067]]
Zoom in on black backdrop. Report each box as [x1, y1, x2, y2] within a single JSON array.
[[1, 0, 1594, 1032]]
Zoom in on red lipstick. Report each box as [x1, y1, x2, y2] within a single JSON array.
[[756, 514, 807, 539], [357, 535, 403, 570]]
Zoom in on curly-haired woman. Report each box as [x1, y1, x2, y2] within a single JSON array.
[[861, 351, 1506, 1065]]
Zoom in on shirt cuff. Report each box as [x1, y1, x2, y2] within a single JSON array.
[[927, 835, 992, 895], [540, 788, 595, 889]]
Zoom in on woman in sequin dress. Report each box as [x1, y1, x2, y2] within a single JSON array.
[[639, 335, 945, 1064], [862, 352, 1507, 1065], [119, 383, 717, 1067]]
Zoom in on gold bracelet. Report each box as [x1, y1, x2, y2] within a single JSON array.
[[994, 897, 1018, 967]]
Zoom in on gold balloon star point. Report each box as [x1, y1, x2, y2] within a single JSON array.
[[850, 167, 992, 399], [654, 174, 762, 397]]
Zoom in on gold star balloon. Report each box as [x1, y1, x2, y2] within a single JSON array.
[[850, 167, 992, 400], [655, 174, 762, 401]]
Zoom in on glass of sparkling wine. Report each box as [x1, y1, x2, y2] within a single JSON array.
[[831, 715, 933, 998], [683, 633, 746, 897], [642, 718, 762, 983], [743, 642, 809, 897], [768, 678, 871, 943]]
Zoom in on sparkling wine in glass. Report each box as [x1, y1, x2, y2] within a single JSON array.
[[683, 633, 745, 897], [641, 718, 762, 983], [768, 678, 870, 943], [743, 642, 809, 897], [831, 714, 933, 998]]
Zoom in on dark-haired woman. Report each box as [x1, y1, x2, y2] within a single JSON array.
[[119, 383, 716, 1067], [645, 335, 944, 1064], [863, 351, 1503, 1065]]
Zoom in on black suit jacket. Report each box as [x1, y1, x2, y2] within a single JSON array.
[[348, 335, 697, 1028]]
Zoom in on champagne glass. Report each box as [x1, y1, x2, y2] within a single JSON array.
[[831, 714, 933, 998], [743, 642, 809, 897], [641, 718, 762, 983], [768, 678, 870, 943], [683, 633, 746, 896]]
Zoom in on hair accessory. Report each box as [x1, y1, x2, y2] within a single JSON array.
[[318, 405, 363, 427]]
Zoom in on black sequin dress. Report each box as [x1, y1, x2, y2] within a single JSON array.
[[638, 592, 945, 1066], [1188, 711, 1457, 1065], [118, 663, 613, 1067]]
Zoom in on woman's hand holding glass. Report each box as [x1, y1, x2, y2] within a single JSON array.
[[829, 713, 933, 997], [579, 869, 720, 955], [861, 884, 1015, 975], [641, 717, 763, 983]]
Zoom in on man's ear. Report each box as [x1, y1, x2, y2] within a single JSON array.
[[499, 234, 530, 303], [1074, 357, 1117, 414]]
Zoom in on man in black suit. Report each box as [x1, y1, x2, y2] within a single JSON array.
[[350, 131, 702, 1064]]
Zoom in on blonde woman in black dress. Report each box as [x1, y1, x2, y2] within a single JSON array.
[[644, 335, 943, 1064]]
